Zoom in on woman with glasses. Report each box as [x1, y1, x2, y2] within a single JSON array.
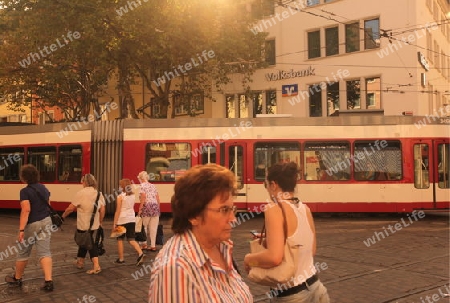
[[62, 174, 105, 275], [137, 171, 161, 252], [244, 162, 329, 303], [148, 164, 252, 303]]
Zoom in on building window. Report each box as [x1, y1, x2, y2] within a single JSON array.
[[252, 92, 263, 118], [152, 104, 161, 118], [364, 18, 380, 49], [309, 84, 322, 117], [226, 95, 236, 118], [307, 0, 320, 6], [265, 39, 276, 65], [327, 82, 339, 116], [346, 80, 360, 109], [239, 94, 249, 118], [325, 27, 339, 56], [345, 22, 360, 53], [173, 93, 204, 116], [266, 90, 277, 114], [366, 77, 381, 109], [427, 32, 432, 63], [308, 30, 321, 59]]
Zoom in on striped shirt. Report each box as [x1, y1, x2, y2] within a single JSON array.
[[148, 230, 253, 303]]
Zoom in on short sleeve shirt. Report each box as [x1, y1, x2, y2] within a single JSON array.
[[149, 230, 253, 303], [139, 182, 160, 217], [20, 183, 51, 225], [72, 187, 105, 230]]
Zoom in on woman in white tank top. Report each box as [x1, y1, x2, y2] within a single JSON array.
[[112, 179, 144, 266], [244, 162, 330, 303]]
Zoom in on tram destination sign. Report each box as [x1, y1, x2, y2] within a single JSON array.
[[265, 66, 315, 81]]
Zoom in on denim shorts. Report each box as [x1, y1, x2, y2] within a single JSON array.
[[17, 216, 53, 261]]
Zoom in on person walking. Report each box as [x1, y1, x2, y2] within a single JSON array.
[[244, 162, 330, 303], [112, 178, 145, 265], [148, 164, 253, 302], [137, 171, 161, 252], [4, 164, 54, 292], [61, 173, 105, 275]]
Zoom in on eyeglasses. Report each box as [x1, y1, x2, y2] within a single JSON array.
[[206, 205, 237, 216]]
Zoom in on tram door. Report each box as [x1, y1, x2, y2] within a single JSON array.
[[434, 140, 449, 208], [413, 139, 450, 208], [221, 142, 247, 209]]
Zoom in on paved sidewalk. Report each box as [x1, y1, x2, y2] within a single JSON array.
[[0, 210, 448, 303]]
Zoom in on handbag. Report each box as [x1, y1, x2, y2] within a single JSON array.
[[134, 215, 146, 241], [27, 185, 64, 229], [74, 191, 100, 250], [95, 226, 106, 256], [135, 216, 143, 232], [156, 224, 164, 245], [248, 201, 300, 287]]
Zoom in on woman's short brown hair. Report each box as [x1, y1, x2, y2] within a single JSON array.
[[119, 178, 133, 195], [171, 164, 236, 234], [20, 164, 39, 184], [267, 162, 299, 192]]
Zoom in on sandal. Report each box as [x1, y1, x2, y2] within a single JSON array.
[[86, 268, 101, 275], [74, 260, 84, 269]]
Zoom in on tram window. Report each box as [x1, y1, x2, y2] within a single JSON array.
[[413, 144, 429, 188], [304, 142, 350, 181], [229, 145, 244, 189], [58, 146, 82, 182], [354, 140, 402, 181], [145, 143, 191, 181], [200, 146, 216, 165], [254, 142, 300, 181], [437, 144, 449, 189], [28, 147, 57, 182], [0, 147, 24, 181]]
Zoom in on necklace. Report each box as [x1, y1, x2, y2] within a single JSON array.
[[285, 197, 300, 204]]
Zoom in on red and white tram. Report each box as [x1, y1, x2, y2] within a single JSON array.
[[0, 116, 448, 213]]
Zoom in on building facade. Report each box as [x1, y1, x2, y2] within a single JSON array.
[[213, 0, 450, 118]]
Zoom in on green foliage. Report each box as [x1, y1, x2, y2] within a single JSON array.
[[0, 0, 267, 120]]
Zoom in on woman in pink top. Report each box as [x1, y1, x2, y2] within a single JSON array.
[[137, 171, 161, 252]]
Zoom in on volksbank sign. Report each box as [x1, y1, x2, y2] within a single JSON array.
[[265, 66, 315, 81]]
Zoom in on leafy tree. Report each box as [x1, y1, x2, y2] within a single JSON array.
[[0, 0, 267, 120]]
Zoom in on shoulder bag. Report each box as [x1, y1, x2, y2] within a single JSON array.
[[27, 185, 64, 229], [248, 200, 300, 287], [74, 191, 100, 250]]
